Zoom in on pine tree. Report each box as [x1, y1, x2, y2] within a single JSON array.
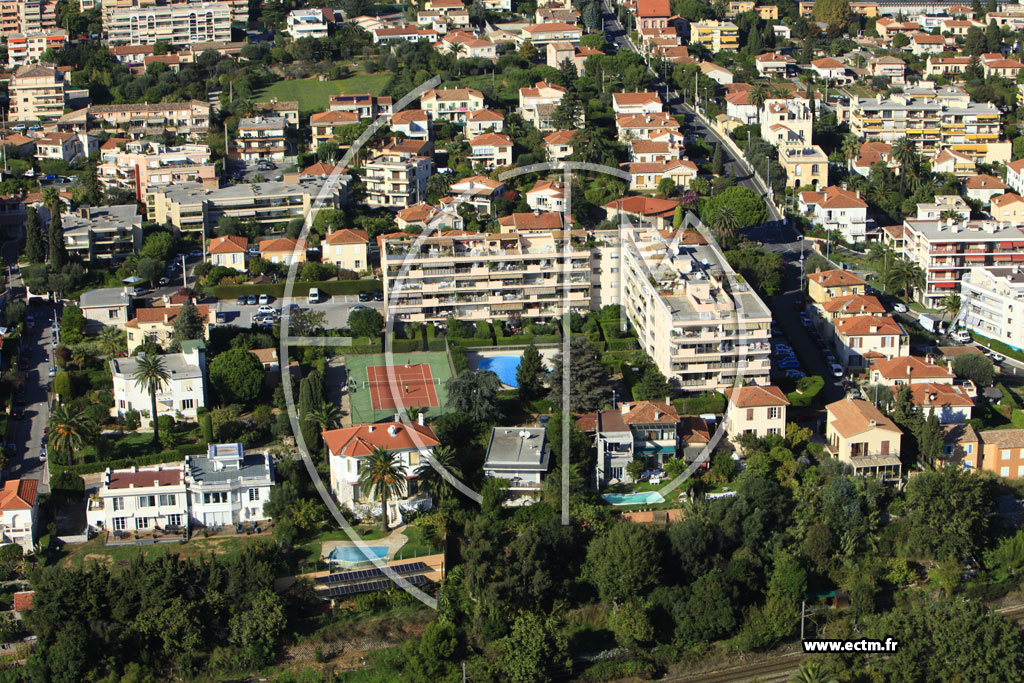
[[548, 336, 611, 412], [632, 363, 673, 402], [24, 206, 44, 264], [986, 19, 1002, 53], [172, 300, 206, 345], [516, 343, 545, 402], [48, 209, 67, 270], [711, 142, 724, 176]]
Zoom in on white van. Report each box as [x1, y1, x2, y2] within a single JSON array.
[[308, 288, 320, 304], [953, 329, 971, 344]]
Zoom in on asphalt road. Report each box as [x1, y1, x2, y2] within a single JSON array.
[[603, 5, 842, 402], [9, 310, 54, 494]]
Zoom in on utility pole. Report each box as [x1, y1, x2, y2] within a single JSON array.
[[800, 601, 806, 641], [181, 253, 187, 289]]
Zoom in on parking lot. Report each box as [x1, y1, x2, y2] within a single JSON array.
[[215, 295, 385, 330]]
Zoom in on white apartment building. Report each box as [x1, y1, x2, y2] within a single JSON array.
[[325, 420, 439, 519], [797, 185, 871, 241], [9, 64, 67, 120], [519, 81, 567, 132], [7, 29, 67, 67], [846, 85, 1009, 163], [961, 266, 1024, 350], [110, 343, 206, 421], [483, 427, 551, 493], [419, 87, 485, 124], [62, 204, 143, 262], [185, 443, 274, 527], [900, 218, 1024, 307], [105, 1, 233, 46], [287, 8, 329, 39], [236, 116, 286, 163], [617, 222, 772, 391], [364, 142, 432, 208], [760, 97, 812, 143]]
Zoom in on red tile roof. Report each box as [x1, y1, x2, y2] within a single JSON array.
[[807, 269, 867, 287], [827, 398, 901, 438], [637, 0, 670, 16], [259, 237, 306, 254], [208, 235, 247, 254], [323, 422, 440, 457], [965, 173, 1009, 190], [324, 228, 369, 245], [107, 468, 183, 489], [604, 195, 680, 216], [821, 294, 886, 315], [0, 480, 36, 510], [12, 591, 33, 613], [835, 315, 904, 337], [725, 385, 790, 408], [870, 355, 954, 380]]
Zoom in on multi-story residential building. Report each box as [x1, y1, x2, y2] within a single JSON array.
[[990, 193, 1024, 223], [35, 131, 95, 163], [111, 342, 207, 418], [328, 93, 392, 118], [371, 23, 438, 43], [468, 132, 512, 169], [105, 1, 233, 45], [123, 304, 217, 353], [915, 194, 970, 220], [637, 0, 671, 27], [447, 175, 506, 213], [322, 228, 369, 272], [846, 85, 1009, 163], [420, 87, 485, 124], [99, 139, 215, 200], [932, 147, 976, 177], [576, 399, 682, 487], [148, 173, 349, 233], [526, 180, 566, 212], [963, 173, 1009, 206], [926, 55, 972, 78], [236, 116, 286, 163], [0, 480, 37, 554], [761, 97, 812, 142], [7, 29, 67, 67], [62, 205, 143, 262], [617, 221, 772, 391], [310, 110, 359, 148], [18, 0, 57, 34], [620, 159, 698, 192], [797, 185, 871, 241], [755, 51, 796, 77], [9, 64, 66, 120], [833, 316, 908, 369], [86, 465, 189, 535], [364, 140, 432, 208], [286, 8, 330, 39], [691, 20, 739, 52], [814, 294, 886, 339], [79, 287, 135, 330], [900, 217, 1024, 307], [825, 398, 903, 479], [483, 427, 551, 494], [390, 109, 432, 140], [516, 21, 582, 47], [616, 112, 678, 142], [868, 55, 906, 84], [325, 419, 439, 517], [465, 108, 504, 136], [961, 266, 1024, 350], [779, 142, 829, 189], [57, 101, 211, 139], [977, 429, 1024, 479], [207, 235, 247, 269], [519, 81, 567, 131], [258, 237, 306, 265], [380, 217, 592, 324], [185, 443, 275, 526], [1007, 158, 1024, 195], [723, 385, 789, 448]]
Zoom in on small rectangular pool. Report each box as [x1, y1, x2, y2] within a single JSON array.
[[327, 545, 389, 565], [602, 492, 666, 506]]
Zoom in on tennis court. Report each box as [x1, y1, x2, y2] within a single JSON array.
[[345, 351, 453, 423]]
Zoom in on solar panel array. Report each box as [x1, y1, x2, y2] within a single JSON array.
[[321, 573, 433, 599], [316, 561, 429, 586]]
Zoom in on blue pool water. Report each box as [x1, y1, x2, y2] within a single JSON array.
[[602, 492, 666, 506], [477, 355, 521, 387], [328, 545, 389, 564]]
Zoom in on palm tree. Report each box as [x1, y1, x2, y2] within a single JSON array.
[[887, 257, 926, 302], [416, 445, 463, 504], [98, 326, 126, 356], [891, 136, 919, 190], [841, 133, 861, 163], [711, 204, 740, 244], [790, 661, 838, 683], [749, 83, 771, 122], [939, 292, 962, 322], [357, 446, 408, 531], [132, 353, 170, 444], [308, 402, 341, 457], [49, 403, 93, 466], [939, 208, 961, 222], [406, 406, 424, 423]]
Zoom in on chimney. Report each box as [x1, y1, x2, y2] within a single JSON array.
[[368, 425, 374, 432], [79, 206, 90, 219], [202, 176, 219, 190], [621, 402, 630, 415], [666, 396, 671, 406], [418, 412, 424, 426], [164, 312, 170, 324], [929, 392, 938, 402], [388, 424, 398, 436]]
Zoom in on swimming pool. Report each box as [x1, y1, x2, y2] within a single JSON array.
[[602, 492, 666, 506], [327, 545, 389, 565], [477, 355, 521, 387]]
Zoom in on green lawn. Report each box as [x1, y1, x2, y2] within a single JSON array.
[[394, 525, 439, 560], [256, 73, 393, 115], [58, 534, 260, 570]]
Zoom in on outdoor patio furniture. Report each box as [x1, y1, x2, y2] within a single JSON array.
[[236, 522, 244, 534]]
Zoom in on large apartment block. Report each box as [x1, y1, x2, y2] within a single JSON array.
[[364, 142, 432, 208], [105, 1, 233, 45], [899, 218, 1024, 307], [9, 64, 67, 120], [7, 29, 67, 67], [691, 20, 739, 51], [235, 116, 287, 163], [98, 139, 216, 199], [56, 100, 211, 138], [961, 266, 1024, 350], [148, 173, 349, 233], [62, 204, 143, 262], [846, 85, 1009, 163]]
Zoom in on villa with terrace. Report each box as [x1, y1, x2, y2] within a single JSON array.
[[576, 399, 682, 488], [483, 427, 552, 497]]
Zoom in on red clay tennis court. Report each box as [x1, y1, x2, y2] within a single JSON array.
[[365, 363, 440, 411]]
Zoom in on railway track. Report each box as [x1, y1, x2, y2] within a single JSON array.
[[666, 651, 804, 683]]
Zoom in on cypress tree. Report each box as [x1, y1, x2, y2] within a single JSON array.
[[711, 142, 723, 177], [48, 209, 67, 270], [24, 206, 44, 264]]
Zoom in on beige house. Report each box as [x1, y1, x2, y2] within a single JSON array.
[[420, 87, 485, 124], [0, 480, 37, 554], [519, 81, 568, 132], [465, 109, 504, 137], [124, 304, 216, 353], [310, 110, 359, 148], [990, 193, 1024, 222], [833, 316, 908, 369], [807, 269, 867, 304], [9, 63, 67, 120], [620, 160, 698, 192], [723, 385, 789, 448], [322, 228, 369, 273], [544, 129, 575, 160], [779, 143, 828, 189], [207, 235, 247, 269], [825, 398, 903, 479]]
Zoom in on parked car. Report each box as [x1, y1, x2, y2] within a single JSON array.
[[373, 290, 384, 301], [350, 304, 369, 312], [778, 359, 801, 370], [988, 352, 1005, 364], [158, 277, 169, 286], [188, 249, 203, 259], [830, 363, 844, 378], [48, 366, 55, 377], [952, 329, 971, 344], [307, 288, 320, 304], [236, 295, 246, 305], [358, 291, 372, 302], [258, 293, 270, 305], [785, 369, 807, 379], [893, 302, 908, 313], [246, 294, 258, 305], [257, 305, 276, 315]]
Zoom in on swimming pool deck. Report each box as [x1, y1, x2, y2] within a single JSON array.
[[321, 526, 409, 562]]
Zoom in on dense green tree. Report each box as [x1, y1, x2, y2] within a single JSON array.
[[172, 300, 205, 346], [700, 186, 768, 231], [48, 210, 67, 270], [141, 231, 175, 261], [952, 353, 995, 387], [584, 521, 659, 603], [229, 589, 286, 668], [547, 336, 611, 412], [347, 307, 384, 339], [137, 257, 165, 287], [501, 612, 567, 683], [445, 369, 503, 422], [48, 403, 93, 466], [516, 343, 545, 402], [711, 141, 724, 176], [209, 348, 264, 404], [904, 466, 993, 560], [985, 19, 1002, 53], [964, 25, 986, 55], [632, 362, 673, 402], [416, 444, 463, 503], [676, 568, 739, 644], [24, 206, 45, 264]]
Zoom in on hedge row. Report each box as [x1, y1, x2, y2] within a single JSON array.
[[207, 279, 382, 299], [607, 338, 639, 351], [673, 392, 727, 415], [51, 441, 209, 477]]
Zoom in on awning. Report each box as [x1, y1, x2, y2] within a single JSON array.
[[1015, 242, 1024, 248], [933, 282, 957, 288], [492, 302, 524, 311], [1014, 255, 1024, 261], [1000, 241, 1015, 249]]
